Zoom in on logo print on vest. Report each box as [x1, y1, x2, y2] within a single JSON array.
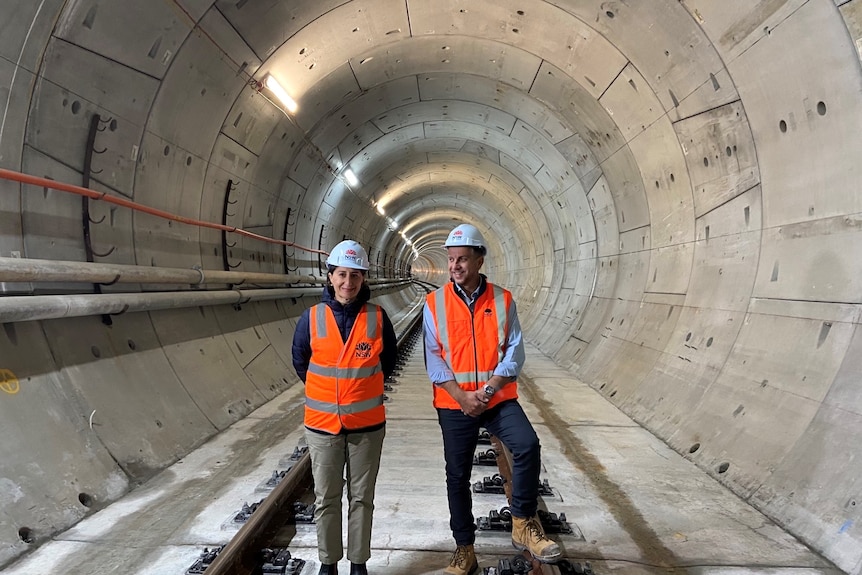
[[355, 341, 372, 358], [484, 308, 492, 316]]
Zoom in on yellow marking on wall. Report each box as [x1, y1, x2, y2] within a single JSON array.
[[0, 369, 20, 395]]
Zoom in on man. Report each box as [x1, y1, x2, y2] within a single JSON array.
[[423, 223, 561, 575]]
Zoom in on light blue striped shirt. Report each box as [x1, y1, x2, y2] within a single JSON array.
[[423, 277, 525, 386]]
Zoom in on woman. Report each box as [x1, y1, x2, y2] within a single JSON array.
[[292, 240, 397, 575]]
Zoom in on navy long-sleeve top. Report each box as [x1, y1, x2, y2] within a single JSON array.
[[292, 283, 398, 386]]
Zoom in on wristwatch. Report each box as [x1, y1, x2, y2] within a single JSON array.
[[482, 383, 497, 398]]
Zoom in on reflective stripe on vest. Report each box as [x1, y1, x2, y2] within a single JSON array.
[[305, 303, 386, 432], [305, 395, 384, 415], [427, 282, 519, 409], [313, 302, 379, 340], [307, 364, 382, 379]]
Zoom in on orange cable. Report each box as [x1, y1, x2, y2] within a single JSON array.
[[0, 168, 328, 256]]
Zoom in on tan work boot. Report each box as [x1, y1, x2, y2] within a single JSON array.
[[511, 515, 562, 563], [444, 544, 478, 575]]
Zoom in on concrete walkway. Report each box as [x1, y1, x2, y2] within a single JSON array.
[[1, 343, 841, 574]]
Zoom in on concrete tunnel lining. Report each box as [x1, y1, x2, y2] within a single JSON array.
[[1, 0, 861, 572]]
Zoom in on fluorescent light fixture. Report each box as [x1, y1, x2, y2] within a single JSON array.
[[376, 204, 385, 215], [264, 74, 298, 113], [344, 168, 359, 187]]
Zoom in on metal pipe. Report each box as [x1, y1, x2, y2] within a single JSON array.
[[0, 280, 413, 323], [0, 256, 324, 286], [0, 256, 410, 287], [0, 288, 305, 323]]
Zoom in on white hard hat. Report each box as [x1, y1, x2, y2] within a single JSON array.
[[443, 224, 486, 250], [326, 240, 369, 270]]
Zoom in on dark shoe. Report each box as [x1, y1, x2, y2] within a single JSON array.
[[319, 563, 338, 575], [350, 563, 368, 575]]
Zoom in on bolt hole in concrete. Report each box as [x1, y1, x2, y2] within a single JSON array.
[[610, 390, 617, 397], [127, 339, 136, 350], [689, 443, 700, 454], [718, 462, 730, 474], [18, 528, 33, 544], [155, 420, 163, 428], [817, 101, 826, 115], [71, 101, 81, 114], [78, 493, 94, 508], [91, 345, 101, 358], [779, 119, 787, 133]]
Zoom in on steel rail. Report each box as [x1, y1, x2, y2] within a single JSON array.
[[203, 452, 312, 575]]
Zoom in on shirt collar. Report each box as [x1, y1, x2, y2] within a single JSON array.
[[452, 274, 486, 302]]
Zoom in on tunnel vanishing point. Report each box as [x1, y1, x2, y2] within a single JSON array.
[[1, 1, 861, 573]]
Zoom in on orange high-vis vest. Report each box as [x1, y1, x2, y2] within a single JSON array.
[[305, 303, 386, 433], [426, 282, 519, 410]]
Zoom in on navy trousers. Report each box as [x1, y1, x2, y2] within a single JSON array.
[[437, 399, 541, 545]]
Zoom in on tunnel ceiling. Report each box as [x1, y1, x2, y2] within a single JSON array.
[[222, 0, 741, 294]]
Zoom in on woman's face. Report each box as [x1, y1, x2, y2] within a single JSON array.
[[328, 266, 365, 304]]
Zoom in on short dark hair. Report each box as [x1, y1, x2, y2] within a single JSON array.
[[472, 246, 487, 257]]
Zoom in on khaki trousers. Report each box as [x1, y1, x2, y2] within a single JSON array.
[[305, 427, 385, 564]]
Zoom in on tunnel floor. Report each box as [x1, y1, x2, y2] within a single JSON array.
[[1, 343, 841, 575]]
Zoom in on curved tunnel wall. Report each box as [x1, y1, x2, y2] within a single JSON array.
[[1, 1, 861, 572]]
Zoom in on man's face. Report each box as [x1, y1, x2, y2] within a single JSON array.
[[447, 246, 483, 289]]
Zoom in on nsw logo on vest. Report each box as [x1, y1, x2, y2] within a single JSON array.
[[355, 341, 373, 358]]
